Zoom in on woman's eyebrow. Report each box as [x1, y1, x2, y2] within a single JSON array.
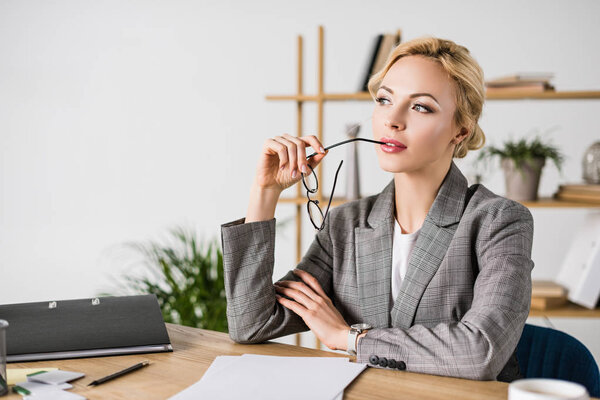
[[379, 85, 440, 105]]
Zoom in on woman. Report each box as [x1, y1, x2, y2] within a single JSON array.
[[221, 37, 533, 382]]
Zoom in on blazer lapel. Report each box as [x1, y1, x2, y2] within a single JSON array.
[[355, 180, 395, 328], [391, 162, 469, 329]]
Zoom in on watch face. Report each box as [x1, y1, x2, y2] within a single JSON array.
[[351, 323, 372, 330]]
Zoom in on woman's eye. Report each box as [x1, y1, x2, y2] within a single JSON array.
[[413, 103, 432, 113], [375, 97, 390, 105]]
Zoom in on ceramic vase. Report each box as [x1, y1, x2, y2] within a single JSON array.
[[501, 158, 546, 201]]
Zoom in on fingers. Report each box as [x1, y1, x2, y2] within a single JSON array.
[[300, 135, 326, 159], [275, 279, 318, 301], [274, 284, 314, 310], [292, 269, 328, 299], [299, 135, 327, 170], [272, 136, 299, 178], [264, 138, 289, 170], [268, 134, 326, 178], [276, 294, 306, 316]]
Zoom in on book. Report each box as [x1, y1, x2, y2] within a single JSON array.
[[557, 183, 600, 194], [485, 83, 555, 95], [486, 72, 554, 85], [360, 34, 383, 92], [531, 281, 568, 310], [554, 183, 600, 203], [486, 80, 553, 88], [532, 280, 567, 297], [371, 34, 399, 81], [531, 295, 568, 310], [360, 32, 401, 92], [555, 192, 600, 204]]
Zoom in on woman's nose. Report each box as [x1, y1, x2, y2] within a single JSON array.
[[384, 106, 407, 130], [384, 116, 406, 130]]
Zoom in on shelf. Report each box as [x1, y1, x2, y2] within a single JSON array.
[[279, 196, 347, 206], [266, 90, 600, 102], [521, 197, 600, 208], [486, 90, 600, 100], [529, 302, 600, 318], [280, 196, 600, 209]]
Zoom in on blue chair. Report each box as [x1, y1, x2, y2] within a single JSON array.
[[516, 323, 600, 397]]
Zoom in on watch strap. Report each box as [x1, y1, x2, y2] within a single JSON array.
[[347, 328, 358, 356]]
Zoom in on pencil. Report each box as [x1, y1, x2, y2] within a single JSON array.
[[88, 361, 150, 386]]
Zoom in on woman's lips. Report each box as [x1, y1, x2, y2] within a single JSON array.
[[380, 137, 407, 153]]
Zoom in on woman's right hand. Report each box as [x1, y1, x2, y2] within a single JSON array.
[[254, 134, 327, 192]]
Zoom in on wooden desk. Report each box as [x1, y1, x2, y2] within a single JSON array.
[[5, 323, 511, 400]]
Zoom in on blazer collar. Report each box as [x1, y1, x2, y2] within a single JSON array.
[[366, 162, 468, 229], [356, 162, 469, 328]]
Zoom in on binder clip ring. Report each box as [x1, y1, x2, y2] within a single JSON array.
[[92, 298, 100, 306], [48, 301, 57, 309]]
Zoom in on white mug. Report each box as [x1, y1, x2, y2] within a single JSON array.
[[509, 379, 589, 400]]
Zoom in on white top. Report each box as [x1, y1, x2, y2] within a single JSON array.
[[391, 219, 421, 301]]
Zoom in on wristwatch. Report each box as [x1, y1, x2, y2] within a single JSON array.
[[347, 323, 372, 356]]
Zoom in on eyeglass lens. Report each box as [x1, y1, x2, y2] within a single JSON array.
[[302, 166, 318, 193], [307, 201, 325, 228]]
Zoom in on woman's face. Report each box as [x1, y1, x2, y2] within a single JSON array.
[[372, 55, 465, 174]]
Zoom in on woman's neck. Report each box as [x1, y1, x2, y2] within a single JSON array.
[[393, 162, 452, 234]]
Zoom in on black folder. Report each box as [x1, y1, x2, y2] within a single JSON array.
[[0, 294, 172, 362]]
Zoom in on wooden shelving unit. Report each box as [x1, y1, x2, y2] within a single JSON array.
[[266, 26, 600, 328], [268, 90, 600, 102], [529, 302, 600, 318]]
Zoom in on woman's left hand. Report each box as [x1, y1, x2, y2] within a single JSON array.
[[274, 269, 349, 351]]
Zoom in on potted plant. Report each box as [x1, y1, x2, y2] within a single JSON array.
[[105, 227, 228, 333], [477, 136, 564, 201]]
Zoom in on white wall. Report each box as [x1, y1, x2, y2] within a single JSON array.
[[1, 0, 599, 351]]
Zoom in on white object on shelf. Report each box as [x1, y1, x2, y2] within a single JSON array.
[[556, 212, 600, 309], [345, 123, 360, 200]]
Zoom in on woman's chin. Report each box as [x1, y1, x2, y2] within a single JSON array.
[[377, 157, 413, 174]]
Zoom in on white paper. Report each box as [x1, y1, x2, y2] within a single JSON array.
[[14, 381, 73, 393], [28, 370, 85, 385], [23, 391, 86, 400], [169, 354, 366, 400]]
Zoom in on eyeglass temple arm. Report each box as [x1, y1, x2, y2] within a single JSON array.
[[306, 138, 389, 159], [318, 159, 344, 230]]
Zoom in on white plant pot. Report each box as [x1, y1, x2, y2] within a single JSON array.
[[501, 158, 546, 201]]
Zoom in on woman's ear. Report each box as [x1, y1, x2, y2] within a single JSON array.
[[452, 127, 469, 145]]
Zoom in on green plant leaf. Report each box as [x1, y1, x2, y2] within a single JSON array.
[[103, 228, 228, 332], [477, 134, 564, 173]]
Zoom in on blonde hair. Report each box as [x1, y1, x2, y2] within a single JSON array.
[[367, 37, 485, 158]]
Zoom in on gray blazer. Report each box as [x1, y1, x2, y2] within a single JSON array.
[[221, 162, 534, 381]]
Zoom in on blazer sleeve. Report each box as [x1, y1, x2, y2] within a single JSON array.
[[357, 201, 534, 380], [221, 217, 335, 344]]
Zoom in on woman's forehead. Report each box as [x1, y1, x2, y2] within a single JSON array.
[[380, 55, 456, 102]]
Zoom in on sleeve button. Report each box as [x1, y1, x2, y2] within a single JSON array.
[[369, 355, 379, 365], [388, 359, 397, 369], [378, 357, 388, 368], [397, 361, 406, 370]]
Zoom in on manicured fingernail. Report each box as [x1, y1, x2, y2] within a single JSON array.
[[320, 147, 325, 153], [292, 170, 297, 178], [301, 165, 307, 174]]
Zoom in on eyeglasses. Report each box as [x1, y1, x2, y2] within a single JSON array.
[[301, 137, 390, 231]]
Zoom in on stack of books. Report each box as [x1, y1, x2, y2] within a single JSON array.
[[360, 31, 402, 92], [554, 183, 600, 204], [485, 73, 555, 95], [531, 280, 568, 310]]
